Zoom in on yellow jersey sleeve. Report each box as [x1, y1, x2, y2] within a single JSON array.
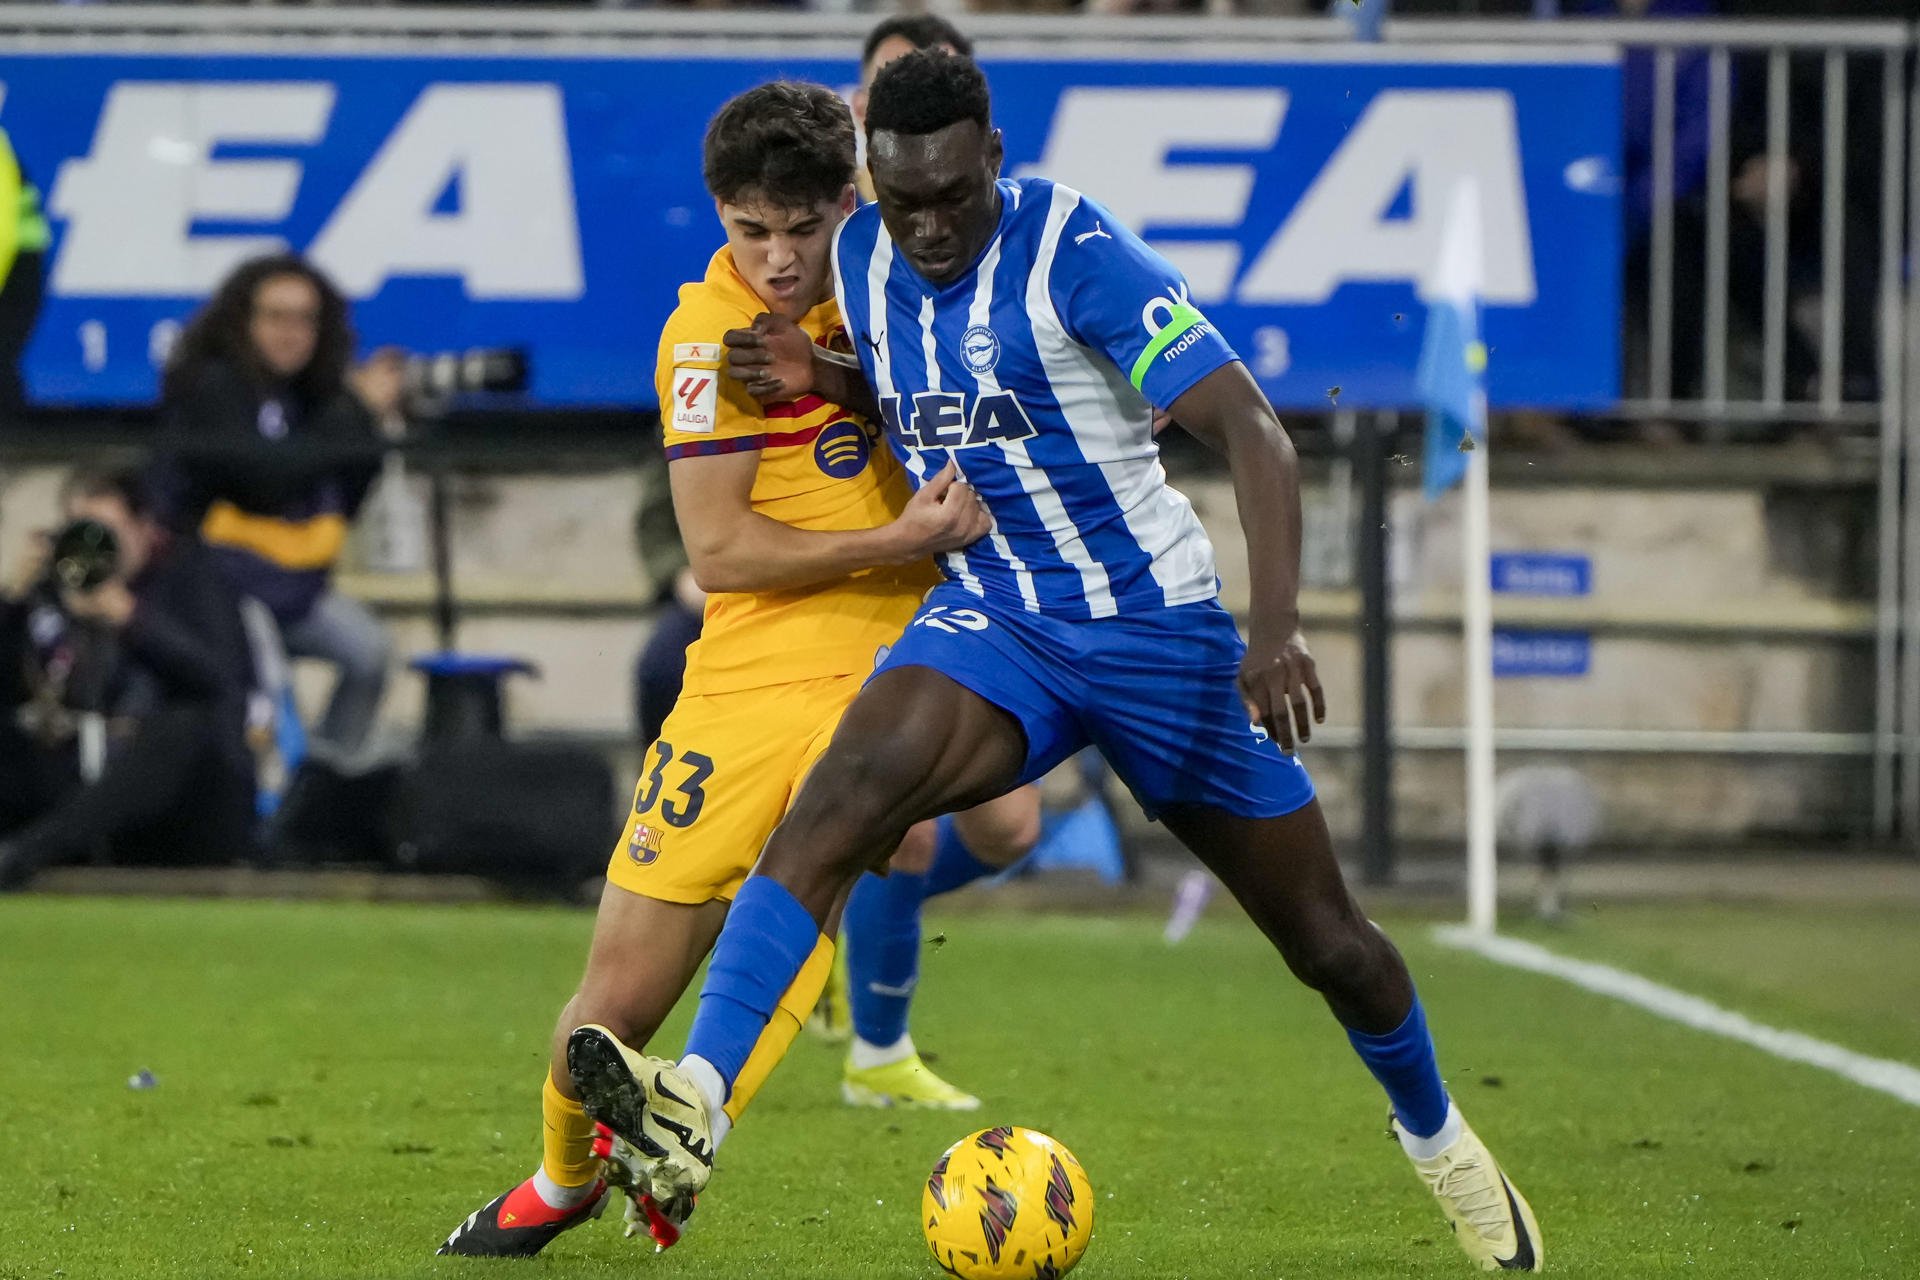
[[656, 290, 765, 460]]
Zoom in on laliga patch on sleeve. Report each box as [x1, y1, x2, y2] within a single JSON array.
[[669, 366, 719, 433]]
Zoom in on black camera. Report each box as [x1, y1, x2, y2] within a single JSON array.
[[403, 348, 530, 403], [49, 518, 119, 593]]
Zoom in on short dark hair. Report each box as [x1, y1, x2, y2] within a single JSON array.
[[163, 254, 354, 407], [62, 468, 151, 520], [866, 50, 991, 139], [702, 81, 856, 210], [860, 15, 973, 70]]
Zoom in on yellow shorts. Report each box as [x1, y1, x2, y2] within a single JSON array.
[[606, 672, 861, 904]]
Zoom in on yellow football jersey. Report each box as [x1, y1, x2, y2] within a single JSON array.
[[656, 247, 936, 697]]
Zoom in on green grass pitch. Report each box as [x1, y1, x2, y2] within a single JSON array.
[[2, 895, 1916, 1278]]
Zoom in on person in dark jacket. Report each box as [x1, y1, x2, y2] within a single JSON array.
[[0, 470, 256, 888], [630, 442, 707, 748], [154, 254, 400, 763]]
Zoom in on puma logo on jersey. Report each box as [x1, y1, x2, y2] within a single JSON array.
[[1073, 221, 1112, 246], [861, 329, 885, 353], [879, 390, 1039, 450]]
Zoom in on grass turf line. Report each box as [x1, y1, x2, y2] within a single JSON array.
[[1, 896, 1916, 1278], [1503, 901, 1920, 1066]]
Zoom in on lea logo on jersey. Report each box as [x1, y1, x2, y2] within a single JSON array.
[[879, 391, 1038, 451]]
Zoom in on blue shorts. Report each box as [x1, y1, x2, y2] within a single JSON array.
[[875, 584, 1316, 821]]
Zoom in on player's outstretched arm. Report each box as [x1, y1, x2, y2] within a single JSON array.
[[1169, 362, 1326, 752], [724, 313, 881, 423], [672, 452, 989, 594]]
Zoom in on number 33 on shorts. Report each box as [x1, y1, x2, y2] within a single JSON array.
[[628, 741, 714, 864]]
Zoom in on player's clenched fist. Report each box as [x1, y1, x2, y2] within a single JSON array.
[[724, 313, 816, 403], [891, 459, 992, 559], [1238, 624, 1326, 754]]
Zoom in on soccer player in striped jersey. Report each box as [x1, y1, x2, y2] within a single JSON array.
[[819, 7, 1056, 1117], [568, 53, 1543, 1272]]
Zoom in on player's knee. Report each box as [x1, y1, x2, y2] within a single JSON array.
[[793, 738, 929, 833], [761, 736, 942, 895], [761, 805, 883, 887], [888, 821, 938, 875], [1280, 919, 1388, 998], [971, 799, 1042, 867]]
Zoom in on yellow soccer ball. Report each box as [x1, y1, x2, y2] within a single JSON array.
[[921, 1126, 1094, 1280]]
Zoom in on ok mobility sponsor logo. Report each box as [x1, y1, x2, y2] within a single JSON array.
[[1129, 283, 1215, 392]]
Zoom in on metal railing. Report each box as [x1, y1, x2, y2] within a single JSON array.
[[1401, 21, 1912, 837]]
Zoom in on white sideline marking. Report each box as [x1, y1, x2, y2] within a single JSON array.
[[1434, 926, 1920, 1109]]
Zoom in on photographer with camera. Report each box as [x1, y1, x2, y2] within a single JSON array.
[[0, 471, 256, 890], [154, 254, 398, 773]]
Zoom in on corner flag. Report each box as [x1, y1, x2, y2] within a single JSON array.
[[1417, 182, 1488, 501]]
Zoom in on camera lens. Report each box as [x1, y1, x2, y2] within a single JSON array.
[[51, 519, 120, 592], [403, 348, 530, 399]]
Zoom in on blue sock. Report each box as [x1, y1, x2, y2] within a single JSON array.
[[683, 877, 819, 1097], [843, 869, 926, 1047], [1346, 993, 1451, 1138], [922, 815, 999, 899]]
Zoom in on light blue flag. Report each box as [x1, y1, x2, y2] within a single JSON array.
[[1417, 182, 1489, 501]]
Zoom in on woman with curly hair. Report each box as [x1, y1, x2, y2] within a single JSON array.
[[156, 254, 401, 765]]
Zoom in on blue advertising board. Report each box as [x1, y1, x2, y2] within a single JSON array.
[[0, 47, 1619, 411], [1492, 629, 1593, 679], [1490, 552, 1593, 597]]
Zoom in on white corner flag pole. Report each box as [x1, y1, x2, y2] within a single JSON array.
[[1437, 179, 1498, 937], [1463, 407, 1497, 936]]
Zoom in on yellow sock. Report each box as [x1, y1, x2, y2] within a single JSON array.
[[541, 1069, 599, 1188], [725, 935, 836, 1122]]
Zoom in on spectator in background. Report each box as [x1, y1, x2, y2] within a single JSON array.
[[0, 471, 256, 889], [852, 14, 972, 200], [1572, 0, 1716, 253], [1576, 0, 1881, 410], [1563, 0, 1720, 416], [154, 255, 397, 770], [631, 443, 706, 747]]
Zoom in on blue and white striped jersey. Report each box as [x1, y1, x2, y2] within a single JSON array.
[[832, 177, 1240, 620]]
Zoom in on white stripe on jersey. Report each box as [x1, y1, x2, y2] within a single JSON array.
[[868, 226, 983, 597], [1029, 185, 1219, 608], [914, 293, 987, 597], [959, 238, 1041, 613]]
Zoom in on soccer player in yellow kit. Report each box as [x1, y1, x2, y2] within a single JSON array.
[[437, 81, 991, 1258]]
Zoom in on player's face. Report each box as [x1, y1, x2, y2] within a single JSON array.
[[717, 189, 856, 320], [868, 120, 1004, 287], [249, 273, 322, 380]]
